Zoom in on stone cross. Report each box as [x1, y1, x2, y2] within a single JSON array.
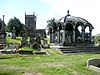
[[12, 26, 16, 39]]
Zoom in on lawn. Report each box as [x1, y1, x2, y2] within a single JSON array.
[[2, 36, 100, 75], [0, 49, 100, 75], [6, 36, 22, 44]]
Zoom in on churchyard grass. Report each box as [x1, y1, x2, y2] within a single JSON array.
[[6, 36, 22, 44], [0, 53, 100, 75], [1, 36, 100, 75]]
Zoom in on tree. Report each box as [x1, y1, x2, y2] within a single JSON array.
[[47, 18, 57, 34], [19, 24, 29, 36], [7, 17, 22, 36]]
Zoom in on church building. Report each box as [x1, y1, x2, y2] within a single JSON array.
[[25, 12, 46, 38]]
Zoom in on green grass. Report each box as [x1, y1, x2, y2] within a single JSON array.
[[6, 36, 22, 44], [20, 47, 39, 51], [3, 36, 100, 75], [0, 52, 100, 75]]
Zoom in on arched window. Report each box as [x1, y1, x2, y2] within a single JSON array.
[[84, 26, 90, 38], [85, 26, 89, 33]]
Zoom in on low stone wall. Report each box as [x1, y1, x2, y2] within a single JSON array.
[[87, 58, 100, 72]]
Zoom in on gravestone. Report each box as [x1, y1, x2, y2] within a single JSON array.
[[12, 26, 16, 39], [42, 39, 50, 48], [30, 32, 35, 45], [21, 33, 28, 47], [31, 35, 41, 50], [0, 15, 6, 49], [36, 35, 41, 44]]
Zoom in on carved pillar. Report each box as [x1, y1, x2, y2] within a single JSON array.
[[82, 28, 85, 43], [89, 30, 92, 43], [50, 33, 52, 43], [57, 27, 60, 43], [73, 27, 75, 43], [63, 26, 65, 43], [52, 29, 54, 43], [49, 28, 52, 43]]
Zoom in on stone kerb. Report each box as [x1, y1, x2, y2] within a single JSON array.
[[87, 58, 100, 72]]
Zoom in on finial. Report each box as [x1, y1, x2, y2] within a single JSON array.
[[67, 10, 70, 16], [25, 11, 26, 15], [3, 15, 4, 21], [33, 11, 35, 15], [67, 10, 69, 14]]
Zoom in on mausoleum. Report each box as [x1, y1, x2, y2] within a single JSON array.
[[48, 10, 94, 46]]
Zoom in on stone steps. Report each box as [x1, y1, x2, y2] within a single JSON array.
[[58, 46, 100, 54]]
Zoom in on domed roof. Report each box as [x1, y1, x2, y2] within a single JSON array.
[[63, 10, 94, 29], [64, 16, 89, 25]]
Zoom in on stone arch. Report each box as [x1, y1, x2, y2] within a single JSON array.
[[75, 21, 85, 43], [84, 23, 93, 31], [57, 22, 62, 31], [64, 21, 74, 43], [52, 22, 57, 33], [84, 25, 90, 33], [65, 21, 74, 31], [84, 25, 92, 43]]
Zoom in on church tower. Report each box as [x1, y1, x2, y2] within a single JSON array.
[[25, 12, 36, 32]]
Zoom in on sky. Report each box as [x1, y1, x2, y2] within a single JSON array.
[[0, 0, 100, 35]]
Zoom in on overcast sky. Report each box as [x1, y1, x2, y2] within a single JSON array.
[[0, 0, 100, 35]]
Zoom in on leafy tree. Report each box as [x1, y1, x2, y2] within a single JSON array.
[[93, 35, 100, 44], [47, 18, 57, 34], [7, 17, 22, 36], [19, 24, 29, 36]]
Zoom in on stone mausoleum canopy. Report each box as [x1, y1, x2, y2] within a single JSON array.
[[48, 10, 94, 46]]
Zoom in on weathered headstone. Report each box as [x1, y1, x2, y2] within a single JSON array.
[[42, 39, 50, 48], [36, 35, 41, 44], [31, 35, 41, 50], [30, 32, 35, 45], [21, 33, 28, 47]]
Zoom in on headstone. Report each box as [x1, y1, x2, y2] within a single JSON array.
[[21, 33, 28, 47], [30, 32, 35, 45], [42, 39, 50, 48], [36, 35, 41, 44], [12, 26, 16, 39], [31, 35, 41, 50]]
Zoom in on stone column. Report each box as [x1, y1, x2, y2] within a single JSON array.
[[63, 26, 65, 43], [52, 29, 54, 43], [50, 34, 52, 43], [57, 27, 60, 43], [82, 28, 85, 43], [89, 30, 92, 43], [73, 28, 75, 43]]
